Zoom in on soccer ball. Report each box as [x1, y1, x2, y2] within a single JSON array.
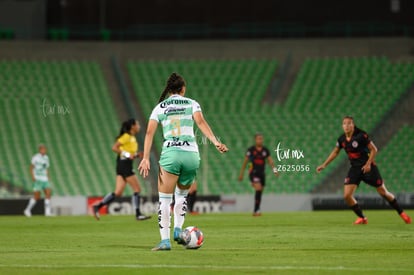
[[180, 226, 204, 249]]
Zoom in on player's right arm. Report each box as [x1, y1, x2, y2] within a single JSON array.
[[113, 134, 134, 159], [138, 119, 158, 178], [112, 141, 122, 155], [238, 156, 249, 181], [316, 147, 340, 173]]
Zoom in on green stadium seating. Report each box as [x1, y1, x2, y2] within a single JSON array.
[[3, 57, 411, 197], [128, 57, 414, 195], [357, 126, 414, 194], [0, 60, 145, 197], [285, 57, 414, 194]]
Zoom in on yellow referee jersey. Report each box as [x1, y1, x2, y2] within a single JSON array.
[[118, 133, 138, 155]]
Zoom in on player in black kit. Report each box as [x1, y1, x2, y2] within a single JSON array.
[[317, 116, 411, 224], [239, 133, 278, 216]]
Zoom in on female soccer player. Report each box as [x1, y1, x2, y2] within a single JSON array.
[[317, 116, 411, 224], [93, 119, 150, 221], [238, 133, 278, 216], [24, 144, 52, 217], [138, 72, 228, 251]]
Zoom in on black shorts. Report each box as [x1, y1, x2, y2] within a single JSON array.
[[249, 172, 265, 186], [344, 164, 383, 188], [116, 157, 135, 179]]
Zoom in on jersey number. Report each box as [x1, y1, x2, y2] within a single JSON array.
[[171, 118, 181, 137]]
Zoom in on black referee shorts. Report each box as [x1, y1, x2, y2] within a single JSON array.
[[116, 157, 135, 179], [344, 164, 383, 188]]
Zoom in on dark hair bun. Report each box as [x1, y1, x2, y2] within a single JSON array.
[[158, 73, 186, 103]]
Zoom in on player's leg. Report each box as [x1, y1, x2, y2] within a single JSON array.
[[252, 173, 264, 216], [170, 194, 175, 212], [249, 173, 263, 216], [364, 165, 411, 223], [252, 182, 264, 216], [24, 189, 40, 217], [126, 175, 150, 220], [93, 176, 126, 220], [344, 184, 367, 224], [376, 184, 401, 212], [376, 184, 411, 224], [43, 187, 52, 216], [173, 152, 199, 245], [152, 167, 179, 251], [187, 182, 198, 215], [173, 183, 190, 244], [344, 167, 367, 224], [343, 184, 357, 205]]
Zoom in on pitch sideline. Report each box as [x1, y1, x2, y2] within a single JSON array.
[[0, 264, 412, 272]]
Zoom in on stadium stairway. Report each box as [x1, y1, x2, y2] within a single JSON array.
[[111, 56, 159, 191]]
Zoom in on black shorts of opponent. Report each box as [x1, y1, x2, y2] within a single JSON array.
[[249, 172, 265, 186], [344, 164, 383, 188]]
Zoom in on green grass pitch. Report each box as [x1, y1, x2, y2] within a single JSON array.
[[0, 211, 413, 274]]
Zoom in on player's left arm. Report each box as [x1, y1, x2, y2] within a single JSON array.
[[362, 141, 378, 174], [267, 156, 279, 176], [194, 111, 228, 153]]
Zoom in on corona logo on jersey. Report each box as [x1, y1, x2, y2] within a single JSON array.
[[160, 99, 190, 108]]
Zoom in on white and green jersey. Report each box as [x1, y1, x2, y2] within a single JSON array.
[[31, 153, 49, 182], [150, 94, 202, 153]]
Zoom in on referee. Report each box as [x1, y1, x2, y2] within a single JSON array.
[[93, 119, 150, 221]]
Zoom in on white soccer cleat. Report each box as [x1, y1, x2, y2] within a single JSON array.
[[24, 209, 32, 217]]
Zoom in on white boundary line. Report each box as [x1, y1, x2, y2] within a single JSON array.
[[0, 264, 412, 272]]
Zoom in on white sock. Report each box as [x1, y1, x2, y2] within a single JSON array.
[[25, 198, 36, 211], [158, 192, 173, 241], [44, 199, 51, 215], [174, 187, 189, 229]]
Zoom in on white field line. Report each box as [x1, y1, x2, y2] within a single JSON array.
[[0, 264, 412, 272]]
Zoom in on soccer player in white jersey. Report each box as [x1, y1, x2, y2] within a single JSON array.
[[139, 72, 228, 251], [24, 144, 52, 217]]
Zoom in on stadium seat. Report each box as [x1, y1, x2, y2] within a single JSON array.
[[127, 58, 414, 195], [0, 60, 147, 197]]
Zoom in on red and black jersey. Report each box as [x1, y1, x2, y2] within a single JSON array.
[[337, 127, 372, 167], [246, 146, 270, 174]]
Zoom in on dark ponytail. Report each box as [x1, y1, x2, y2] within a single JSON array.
[[117, 118, 136, 139], [159, 72, 186, 103]]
